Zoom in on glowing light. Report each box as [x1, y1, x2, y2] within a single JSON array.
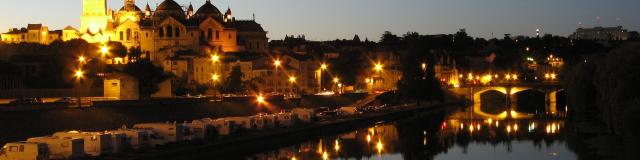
[[334, 139, 340, 151], [322, 152, 329, 160], [480, 75, 493, 84], [289, 76, 297, 83], [320, 64, 328, 70], [211, 54, 220, 62], [274, 59, 282, 68], [513, 124, 519, 131], [421, 63, 427, 70], [257, 94, 265, 104], [100, 45, 109, 56], [211, 74, 220, 81], [374, 63, 384, 72], [74, 69, 84, 79], [507, 125, 512, 133], [333, 78, 340, 83], [366, 134, 371, 143], [78, 56, 87, 63], [376, 140, 384, 153]]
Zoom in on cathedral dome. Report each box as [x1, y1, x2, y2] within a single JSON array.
[[154, 0, 186, 20], [195, 0, 223, 20]]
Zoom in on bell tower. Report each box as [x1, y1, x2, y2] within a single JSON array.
[[81, 0, 109, 34]]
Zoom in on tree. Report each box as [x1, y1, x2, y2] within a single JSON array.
[[397, 34, 444, 104], [106, 42, 127, 57], [122, 59, 172, 99], [223, 66, 244, 93]]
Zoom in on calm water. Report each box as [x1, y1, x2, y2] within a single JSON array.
[[241, 106, 576, 160]]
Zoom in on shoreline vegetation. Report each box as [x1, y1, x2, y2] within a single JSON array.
[[564, 43, 640, 160]]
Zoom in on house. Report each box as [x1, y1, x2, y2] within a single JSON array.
[[103, 73, 139, 100]]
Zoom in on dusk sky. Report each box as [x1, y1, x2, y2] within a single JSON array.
[[1, 0, 638, 41]]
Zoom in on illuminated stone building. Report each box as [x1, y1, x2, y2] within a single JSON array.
[[12, 0, 269, 61], [1, 24, 61, 44]]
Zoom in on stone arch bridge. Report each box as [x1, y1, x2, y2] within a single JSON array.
[[449, 83, 563, 119]]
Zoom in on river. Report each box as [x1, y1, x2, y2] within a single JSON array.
[[235, 106, 576, 160]]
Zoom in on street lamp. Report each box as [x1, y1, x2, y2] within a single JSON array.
[[211, 54, 220, 63], [273, 59, 282, 94], [100, 45, 109, 57], [74, 69, 84, 108], [99, 45, 108, 76], [211, 73, 220, 100], [318, 63, 328, 92], [257, 94, 266, 113], [374, 63, 384, 72], [288, 76, 297, 97], [78, 56, 87, 64]]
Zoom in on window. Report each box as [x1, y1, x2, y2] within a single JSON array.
[[158, 28, 164, 37], [216, 30, 220, 40], [126, 29, 131, 41], [207, 29, 213, 40], [166, 26, 173, 37], [175, 27, 180, 37], [119, 31, 124, 41], [229, 33, 231, 39], [9, 146, 18, 152]]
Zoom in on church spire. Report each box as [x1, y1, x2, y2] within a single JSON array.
[[187, 3, 194, 19], [144, 2, 152, 17], [224, 7, 233, 22]]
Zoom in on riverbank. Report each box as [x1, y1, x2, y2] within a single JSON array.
[[0, 94, 368, 146], [107, 102, 463, 160]]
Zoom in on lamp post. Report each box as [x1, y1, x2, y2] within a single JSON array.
[[274, 59, 282, 94], [257, 94, 266, 113], [74, 69, 84, 108], [374, 62, 384, 90], [318, 63, 328, 93], [211, 53, 220, 100], [211, 73, 220, 101], [99, 45, 108, 77], [288, 75, 297, 97]]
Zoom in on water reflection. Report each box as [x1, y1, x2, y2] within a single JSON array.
[[242, 107, 575, 160]]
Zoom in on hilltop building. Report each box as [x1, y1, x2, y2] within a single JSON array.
[[570, 26, 630, 41], [2, 0, 269, 60]]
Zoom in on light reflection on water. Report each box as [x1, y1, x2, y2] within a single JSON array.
[[243, 108, 576, 160]]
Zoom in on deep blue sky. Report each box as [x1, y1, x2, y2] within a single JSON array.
[[1, 0, 638, 41]]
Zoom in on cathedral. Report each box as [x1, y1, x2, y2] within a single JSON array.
[[65, 0, 268, 62]]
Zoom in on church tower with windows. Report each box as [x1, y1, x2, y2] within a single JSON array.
[[81, 0, 110, 34]]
